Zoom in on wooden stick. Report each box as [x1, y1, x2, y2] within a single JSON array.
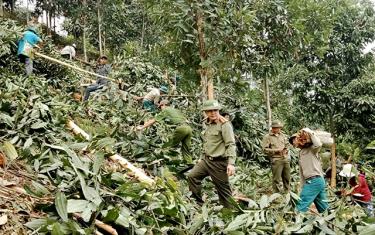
[[67, 120, 91, 140], [66, 121, 155, 186], [161, 94, 197, 97], [73, 213, 118, 235], [109, 154, 155, 186], [34, 52, 116, 82], [330, 142, 337, 188]]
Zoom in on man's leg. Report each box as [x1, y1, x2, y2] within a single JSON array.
[[83, 84, 100, 101], [297, 177, 326, 213], [187, 160, 209, 204], [313, 177, 329, 213], [25, 57, 33, 76], [282, 161, 291, 192], [271, 160, 284, 193], [143, 100, 156, 112], [206, 159, 233, 208], [181, 126, 193, 161]]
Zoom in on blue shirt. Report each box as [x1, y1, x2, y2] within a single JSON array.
[[17, 30, 42, 57]]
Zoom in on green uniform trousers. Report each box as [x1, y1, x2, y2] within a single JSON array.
[[187, 157, 232, 208], [164, 124, 192, 162], [271, 159, 291, 193]]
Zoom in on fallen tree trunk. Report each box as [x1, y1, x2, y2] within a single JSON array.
[[67, 120, 90, 140], [66, 121, 155, 186], [109, 154, 155, 186], [73, 213, 118, 235]]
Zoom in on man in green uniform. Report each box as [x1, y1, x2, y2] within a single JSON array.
[[136, 100, 193, 161], [187, 100, 236, 208], [261, 120, 291, 193]]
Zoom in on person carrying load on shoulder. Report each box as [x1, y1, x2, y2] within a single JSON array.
[[187, 100, 236, 208], [339, 164, 373, 217], [83, 55, 112, 101], [262, 120, 291, 193], [17, 26, 43, 76], [134, 86, 168, 112], [61, 43, 76, 60], [289, 128, 329, 214], [136, 100, 193, 162]]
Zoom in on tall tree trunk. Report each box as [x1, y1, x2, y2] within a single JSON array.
[[10, 0, 14, 12], [140, 12, 146, 54], [264, 78, 272, 128], [48, 10, 52, 35], [0, 0, 3, 17], [329, 114, 337, 188], [82, 0, 88, 62], [195, 8, 213, 100], [97, 0, 103, 56]]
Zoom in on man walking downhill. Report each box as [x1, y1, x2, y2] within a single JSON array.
[[136, 100, 193, 162], [17, 26, 43, 76], [262, 120, 291, 193], [83, 55, 112, 101], [187, 100, 236, 208], [289, 128, 329, 213]]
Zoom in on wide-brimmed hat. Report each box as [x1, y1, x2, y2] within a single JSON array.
[[271, 120, 283, 128], [202, 100, 221, 111], [159, 86, 168, 93], [339, 164, 357, 178]]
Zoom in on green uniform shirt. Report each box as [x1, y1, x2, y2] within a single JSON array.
[[203, 121, 236, 165], [155, 107, 186, 125], [262, 132, 288, 159]]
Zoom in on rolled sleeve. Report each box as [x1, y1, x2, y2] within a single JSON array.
[[222, 122, 236, 164]]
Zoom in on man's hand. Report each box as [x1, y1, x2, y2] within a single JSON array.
[[218, 114, 228, 124], [282, 148, 288, 156], [227, 164, 235, 176], [136, 125, 144, 131]]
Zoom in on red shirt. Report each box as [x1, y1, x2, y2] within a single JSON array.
[[352, 174, 372, 202]]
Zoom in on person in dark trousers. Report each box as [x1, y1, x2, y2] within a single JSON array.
[[187, 100, 236, 208], [262, 120, 291, 193], [136, 100, 193, 162], [17, 26, 43, 76], [290, 128, 329, 213], [83, 55, 112, 101]]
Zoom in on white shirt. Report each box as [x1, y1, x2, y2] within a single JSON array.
[[144, 88, 160, 104], [60, 46, 76, 59]]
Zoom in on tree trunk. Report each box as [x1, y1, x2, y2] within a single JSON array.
[[10, 0, 14, 12], [82, 0, 88, 62], [0, 0, 3, 17], [195, 8, 213, 100], [103, 31, 106, 53], [97, 0, 103, 56], [329, 115, 336, 188], [140, 12, 146, 54], [264, 78, 272, 128]]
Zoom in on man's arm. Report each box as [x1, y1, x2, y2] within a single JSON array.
[[136, 119, 156, 130], [222, 122, 236, 165]]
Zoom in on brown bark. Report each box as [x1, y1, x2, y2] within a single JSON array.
[[0, 0, 3, 17], [195, 8, 214, 100], [264, 78, 272, 128], [330, 142, 336, 188], [97, 0, 103, 56]]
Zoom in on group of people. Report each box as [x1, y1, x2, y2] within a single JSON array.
[[16, 26, 373, 214], [262, 121, 373, 215]]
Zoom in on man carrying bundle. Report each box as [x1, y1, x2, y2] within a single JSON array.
[[136, 100, 193, 162], [134, 86, 168, 112], [289, 128, 329, 213], [262, 120, 290, 193]]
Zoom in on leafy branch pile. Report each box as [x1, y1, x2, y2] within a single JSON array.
[[0, 19, 374, 235]]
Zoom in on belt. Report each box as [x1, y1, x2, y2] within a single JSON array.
[[205, 155, 228, 161], [306, 175, 321, 180]]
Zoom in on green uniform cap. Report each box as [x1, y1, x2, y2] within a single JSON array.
[[271, 120, 283, 128], [160, 86, 168, 93], [202, 100, 221, 111]]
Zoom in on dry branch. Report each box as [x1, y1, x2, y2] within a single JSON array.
[[73, 213, 118, 235], [67, 120, 91, 140]]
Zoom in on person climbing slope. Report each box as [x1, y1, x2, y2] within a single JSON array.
[[134, 86, 168, 112]]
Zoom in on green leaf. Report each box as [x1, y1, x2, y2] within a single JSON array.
[[24, 218, 49, 230], [359, 224, 375, 235], [23, 137, 33, 149], [67, 199, 89, 213], [93, 152, 105, 175], [103, 207, 120, 223], [2, 141, 18, 160], [224, 213, 248, 232], [55, 191, 68, 222], [51, 222, 64, 235], [259, 195, 269, 209], [31, 122, 48, 129]]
